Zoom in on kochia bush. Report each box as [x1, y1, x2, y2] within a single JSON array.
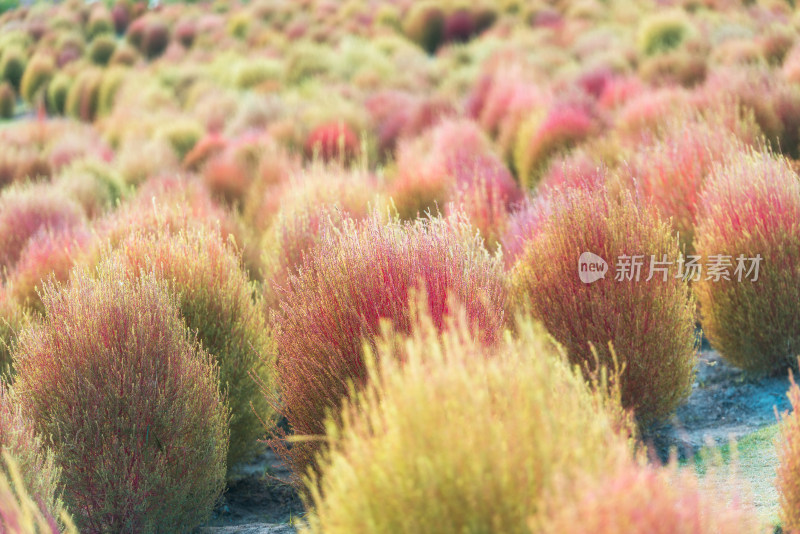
[[13, 263, 228, 533], [694, 150, 800, 373], [778, 370, 800, 531], [271, 213, 506, 481], [511, 187, 697, 425], [300, 316, 633, 533], [111, 228, 273, 471]]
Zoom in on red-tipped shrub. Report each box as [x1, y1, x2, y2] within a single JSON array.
[[272, 213, 506, 481], [514, 102, 598, 190], [621, 116, 750, 252], [694, 150, 800, 373], [547, 461, 761, 533], [100, 175, 263, 280], [0, 185, 85, 273], [443, 9, 474, 43], [391, 119, 522, 245], [175, 18, 196, 48], [7, 226, 92, 313], [141, 18, 170, 60], [303, 121, 360, 164], [111, 228, 272, 471], [13, 263, 228, 532], [111, 2, 130, 34], [539, 149, 607, 194], [511, 187, 697, 425]]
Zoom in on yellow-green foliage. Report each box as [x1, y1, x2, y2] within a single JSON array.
[[0, 81, 14, 119], [156, 119, 204, 160], [46, 73, 71, 115], [97, 67, 127, 116], [285, 42, 334, 85], [88, 34, 117, 66], [65, 67, 102, 122], [233, 58, 283, 90], [300, 314, 635, 533], [111, 228, 274, 471], [0, 48, 26, 92], [19, 54, 54, 105], [0, 452, 77, 534], [637, 10, 694, 56]]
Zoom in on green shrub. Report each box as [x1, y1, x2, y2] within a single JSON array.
[[88, 34, 117, 66], [46, 73, 71, 115], [155, 119, 204, 161], [19, 54, 53, 105], [111, 228, 273, 471], [637, 10, 694, 56], [233, 58, 283, 90], [0, 48, 26, 93], [0, 81, 14, 119], [13, 262, 228, 532], [65, 67, 102, 122], [301, 315, 634, 533], [86, 6, 114, 40], [402, 2, 446, 54]]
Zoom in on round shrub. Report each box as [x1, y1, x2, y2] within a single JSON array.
[[546, 461, 760, 533], [19, 54, 53, 105], [0, 81, 14, 119], [621, 115, 752, 253], [111, 2, 130, 34], [272, 213, 507, 481], [7, 226, 92, 314], [303, 121, 360, 164], [0, 184, 85, 273], [13, 263, 228, 533], [111, 228, 272, 471], [142, 18, 170, 60], [86, 6, 114, 40], [155, 119, 204, 161], [233, 59, 282, 90], [694, 150, 800, 373], [175, 18, 196, 48], [0, 48, 26, 92], [511, 187, 697, 425], [402, 2, 445, 54], [301, 316, 634, 533], [514, 103, 597, 190], [442, 8, 475, 44], [637, 10, 694, 56], [46, 73, 71, 115], [88, 34, 116, 66], [65, 68, 102, 122], [55, 158, 126, 218]]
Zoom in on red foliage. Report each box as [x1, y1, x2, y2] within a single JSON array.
[[271, 213, 507, 481], [303, 121, 360, 164]]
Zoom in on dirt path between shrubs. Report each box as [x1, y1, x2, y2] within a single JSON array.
[[644, 349, 793, 527]]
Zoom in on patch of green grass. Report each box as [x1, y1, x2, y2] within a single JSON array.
[[686, 424, 781, 529]]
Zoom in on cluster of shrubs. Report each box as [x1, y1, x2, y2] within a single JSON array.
[[0, 0, 798, 532]]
